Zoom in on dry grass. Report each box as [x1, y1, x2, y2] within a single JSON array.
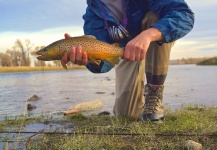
[[0, 66, 86, 73]]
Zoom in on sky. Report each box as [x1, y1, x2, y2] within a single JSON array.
[[0, 0, 217, 59]]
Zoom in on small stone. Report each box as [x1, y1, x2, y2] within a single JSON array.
[[27, 103, 36, 110], [28, 95, 41, 101], [95, 92, 106, 94], [98, 111, 111, 116], [185, 140, 202, 150], [105, 77, 111, 81]]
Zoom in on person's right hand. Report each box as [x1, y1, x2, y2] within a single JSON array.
[[61, 33, 88, 66]]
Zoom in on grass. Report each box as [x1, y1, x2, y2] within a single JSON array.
[[0, 105, 217, 150], [0, 66, 86, 73]]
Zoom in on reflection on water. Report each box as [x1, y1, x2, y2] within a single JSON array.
[[0, 65, 217, 117], [164, 65, 217, 109], [0, 69, 116, 117]]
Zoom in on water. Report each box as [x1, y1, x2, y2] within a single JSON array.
[[0, 65, 217, 149], [0, 65, 217, 117]]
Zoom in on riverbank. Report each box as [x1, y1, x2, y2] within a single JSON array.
[[0, 66, 86, 73], [197, 57, 217, 65], [0, 105, 216, 149]]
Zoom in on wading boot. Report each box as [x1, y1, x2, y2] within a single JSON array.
[[141, 84, 165, 123]]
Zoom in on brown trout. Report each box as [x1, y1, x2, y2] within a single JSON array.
[[36, 35, 124, 70]]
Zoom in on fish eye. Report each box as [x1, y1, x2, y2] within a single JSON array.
[[43, 48, 47, 52]]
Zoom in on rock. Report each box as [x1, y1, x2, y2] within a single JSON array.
[[95, 92, 106, 94], [28, 95, 41, 101], [110, 92, 115, 95], [98, 111, 111, 116], [27, 103, 36, 110], [105, 77, 111, 81], [184, 140, 202, 150]]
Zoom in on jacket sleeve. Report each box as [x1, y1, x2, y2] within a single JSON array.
[[147, 0, 195, 43], [82, 0, 114, 73]]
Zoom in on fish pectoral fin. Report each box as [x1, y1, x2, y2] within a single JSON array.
[[89, 57, 101, 65], [112, 43, 120, 47], [82, 35, 97, 40], [61, 60, 68, 70], [105, 57, 120, 65]]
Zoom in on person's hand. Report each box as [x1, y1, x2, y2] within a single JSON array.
[[124, 32, 150, 61], [61, 33, 88, 66], [124, 28, 163, 61]]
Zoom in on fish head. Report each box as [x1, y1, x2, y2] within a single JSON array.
[[36, 43, 64, 61]]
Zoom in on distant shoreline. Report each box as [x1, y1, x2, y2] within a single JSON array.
[[197, 57, 217, 65], [0, 66, 86, 73]]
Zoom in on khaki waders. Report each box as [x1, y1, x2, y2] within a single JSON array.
[[113, 11, 175, 118]]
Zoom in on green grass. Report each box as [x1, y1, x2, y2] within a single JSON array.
[[0, 105, 217, 149]]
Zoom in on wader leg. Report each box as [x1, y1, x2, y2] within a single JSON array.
[[113, 11, 174, 118]]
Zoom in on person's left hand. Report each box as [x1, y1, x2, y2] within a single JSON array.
[[124, 28, 163, 61], [124, 31, 151, 61]]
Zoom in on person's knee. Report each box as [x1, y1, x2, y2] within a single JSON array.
[[142, 11, 158, 30]]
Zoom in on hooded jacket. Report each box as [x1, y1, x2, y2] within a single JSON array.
[[83, 0, 195, 73]]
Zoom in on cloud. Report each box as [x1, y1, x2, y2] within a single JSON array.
[[1, 0, 217, 60], [0, 26, 84, 52], [172, 37, 217, 59], [0, 0, 86, 32], [186, 0, 217, 7]]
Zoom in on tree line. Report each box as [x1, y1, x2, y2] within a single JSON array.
[[1, 39, 213, 67], [0, 39, 62, 67], [175, 57, 212, 64]]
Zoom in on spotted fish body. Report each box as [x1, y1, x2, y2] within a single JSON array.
[[36, 35, 124, 69]]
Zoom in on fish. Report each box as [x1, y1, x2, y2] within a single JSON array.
[[36, 35, 124, 70]]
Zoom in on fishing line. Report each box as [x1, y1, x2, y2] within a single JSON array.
[[1, 130, 216, 148], [40, 60, 45, 74], [1, 130, 216, 137], [14, 99, 28, 149]]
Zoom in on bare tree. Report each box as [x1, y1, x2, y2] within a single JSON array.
[[6, 49, 22, 66], [14, 39, 33, 66], [0, 52, 11, 66]]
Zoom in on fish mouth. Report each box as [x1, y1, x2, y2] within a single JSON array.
[[36, 53, 62, 61], [36, 50, 55, 61], [36, 52, 51, 61], [36, 55, 53, 61]]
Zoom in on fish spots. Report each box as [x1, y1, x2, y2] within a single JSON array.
[[36, 35, 124, 62]]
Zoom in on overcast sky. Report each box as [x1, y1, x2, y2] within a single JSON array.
[[0, 0, 216, 59]]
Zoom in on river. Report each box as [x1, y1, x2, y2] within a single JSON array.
[[0, 64, 217, 118]]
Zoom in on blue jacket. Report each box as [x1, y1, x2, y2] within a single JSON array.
[[83, 0, 195, 73]]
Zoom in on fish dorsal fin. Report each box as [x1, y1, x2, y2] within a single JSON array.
[[82, 35, 97, 40], [105, 57, 120, 65]]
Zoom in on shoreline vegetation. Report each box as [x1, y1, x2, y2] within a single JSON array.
[[0, 105, 216, 149], [197, 57, 217, 65], [1, 56, 217, 74], [1, 38, 216, 69], [0, 66, 86, 73]]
